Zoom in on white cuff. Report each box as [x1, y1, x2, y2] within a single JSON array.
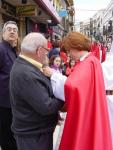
[[50, 73, 67, 101]]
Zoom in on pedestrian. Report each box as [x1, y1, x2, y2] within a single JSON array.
[[49, 55, 64, 125], [9, 32, 64, 150], [65, 58, 75, 76], [49, 55, 62, 73], [91, 40, 100, 60], [46, 35, 52, 51], [101, 41, 113, 144], [101, 42, 107, 63], [48, 41, 60, 59], [43, 32, 112, 150], [0, 21, 18, 150]]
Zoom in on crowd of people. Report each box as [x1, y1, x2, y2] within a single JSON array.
[[0, 20, 113, 150]]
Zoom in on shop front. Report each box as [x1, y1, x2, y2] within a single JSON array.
[[0, 0, 61, 41], [0, 0, 19, 41]]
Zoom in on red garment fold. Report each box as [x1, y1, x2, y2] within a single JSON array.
[[59, 53, 112, 150]]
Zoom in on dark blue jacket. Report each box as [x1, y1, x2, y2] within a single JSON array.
[[0, 40, 17, 108], [10, 57, 64, 135], [48, 48, 59, 59]]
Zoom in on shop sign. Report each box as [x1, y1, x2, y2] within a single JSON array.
[[2, 1, 16, 16], [59, 10, 68, 17], [16, 5, 37, 17]]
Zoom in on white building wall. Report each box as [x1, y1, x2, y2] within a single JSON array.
[[78, 0, 113, 40], [102, 0, 113, 25]]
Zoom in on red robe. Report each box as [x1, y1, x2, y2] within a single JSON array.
[[47, 41, 52, 50], [65, 67, 74, 76], [59, 53, 112, 150], [101, 46, 107, 63], [60, 51, 67, 63], [91, 43, 100, 60]]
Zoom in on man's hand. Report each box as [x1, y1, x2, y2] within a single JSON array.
[[42, 66, 53, 77]]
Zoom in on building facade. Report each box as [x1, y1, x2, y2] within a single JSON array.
[[0, 0, 75, 41]]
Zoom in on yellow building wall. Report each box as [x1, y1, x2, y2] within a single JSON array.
[[54, 0, 62, 11]]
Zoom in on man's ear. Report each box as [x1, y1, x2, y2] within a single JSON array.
[[36, 47, 41, 56]]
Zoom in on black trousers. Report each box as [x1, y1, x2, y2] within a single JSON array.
[[15, 132, 53, 150], [0, 107, 17, 150]]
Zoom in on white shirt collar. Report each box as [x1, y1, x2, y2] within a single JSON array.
[[80, 52, 89, 61]]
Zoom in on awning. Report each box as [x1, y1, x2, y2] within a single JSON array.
[[34, 0, 61, 23]]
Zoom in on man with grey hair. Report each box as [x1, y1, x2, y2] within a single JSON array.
[[0, 21, 18, 150], [10, 32, 64, 150]]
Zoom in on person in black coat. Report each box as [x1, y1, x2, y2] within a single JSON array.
[[0, 21, 18, 150], [10, 32, 64, 150]]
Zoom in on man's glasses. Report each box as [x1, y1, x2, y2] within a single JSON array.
[[6, 27, 18, 33], [36, 46, 49, 55], [41, 47, 49, 52], [40, 47, 49, 56]]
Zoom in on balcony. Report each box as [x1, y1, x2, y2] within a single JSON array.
[[65, 0, 73, 6]]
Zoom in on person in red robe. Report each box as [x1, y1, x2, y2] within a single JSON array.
[[60, 51, 67, 63], [101, 43, 107, 63], [43, 32, 112, 150], [46, 36, 52, 50], [65, 58, 75, 76], [91, 41, 100, 60]]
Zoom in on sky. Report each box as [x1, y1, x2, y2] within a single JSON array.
[[74, 0, 111, 22]]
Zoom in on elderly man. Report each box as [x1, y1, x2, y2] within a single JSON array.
[[9, 32, 64, 150], [0, 21, 18, 150]]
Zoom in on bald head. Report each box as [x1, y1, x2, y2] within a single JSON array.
[[21, 33, 47, 54]]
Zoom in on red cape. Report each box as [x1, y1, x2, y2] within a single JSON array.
[[59, 53, 112, 150]]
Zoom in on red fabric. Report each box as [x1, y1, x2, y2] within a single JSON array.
[[91, 43, 100, 60], [65, 67, 74, 76], [60, 52, 67, 63], [47, 41, 52, 49], [59, 53, 112, 150], [101, 46, 107, 63]]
